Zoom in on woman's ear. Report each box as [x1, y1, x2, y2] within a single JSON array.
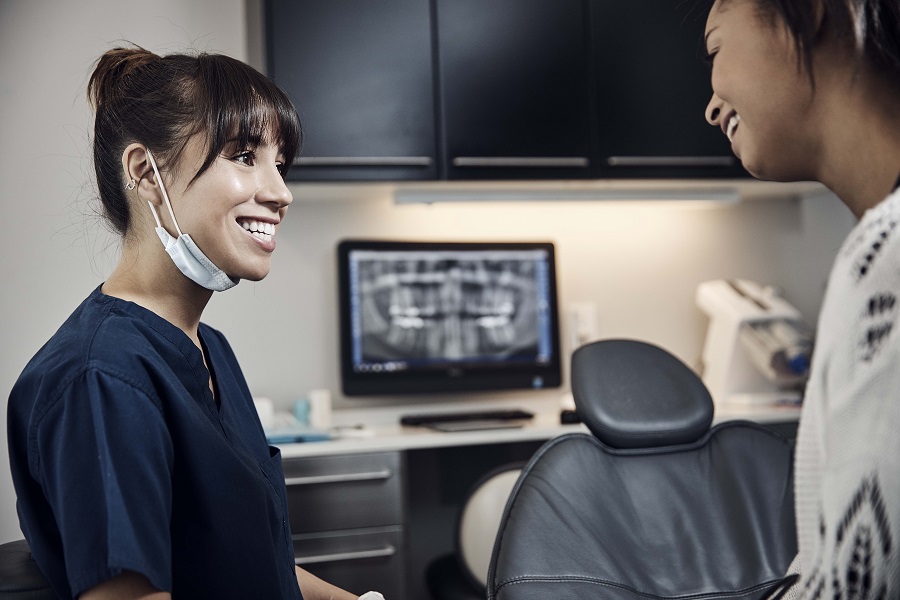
[[121, 143, 162, 206]]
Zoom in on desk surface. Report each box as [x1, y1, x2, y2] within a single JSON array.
[[276, 403, 801, 459]]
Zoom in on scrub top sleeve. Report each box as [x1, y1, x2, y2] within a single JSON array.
[[34, 368, 174, 597]]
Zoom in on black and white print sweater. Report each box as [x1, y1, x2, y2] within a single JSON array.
[[787, 186, 900, 599]]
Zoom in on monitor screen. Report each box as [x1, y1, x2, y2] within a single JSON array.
[[338, 240, 562, 396]]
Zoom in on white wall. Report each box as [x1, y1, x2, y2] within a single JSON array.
[[0, 0, 856, 543]]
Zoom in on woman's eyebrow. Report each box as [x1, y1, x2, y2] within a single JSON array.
[[224, 135, 265, 149]]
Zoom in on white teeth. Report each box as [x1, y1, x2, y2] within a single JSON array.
[[239, 219, 276, 241], [727, 114, 741, 142]]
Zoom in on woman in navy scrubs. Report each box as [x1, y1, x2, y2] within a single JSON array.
[[7, 46, 380, 600], [703, 0, 900, 595]]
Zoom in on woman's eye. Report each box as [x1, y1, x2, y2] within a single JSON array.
[[703, 49, 718, 68], [233, 150, 256, 166], [276, 162, 287, 176]]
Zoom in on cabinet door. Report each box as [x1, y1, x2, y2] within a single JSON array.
[[294, 529, 405, 600], [284, 452, 406, 598], [283, 452, 403, 534], [590, 0, 745, 178], [437, 0, 593, 180], [267, 0, 437, 181]]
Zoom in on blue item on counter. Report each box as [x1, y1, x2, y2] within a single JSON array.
[[266, 422, 331, 444], [293, 398, 311, 426]]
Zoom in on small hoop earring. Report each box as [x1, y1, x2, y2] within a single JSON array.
[[125, 178, 137, 191]]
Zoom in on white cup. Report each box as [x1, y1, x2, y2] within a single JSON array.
[[253, 397, 275, 429], [308, 389, 332, 429]]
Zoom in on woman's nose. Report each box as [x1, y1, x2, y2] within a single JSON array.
[[258, 166, 293, 208], [706, 93, 724, 126]]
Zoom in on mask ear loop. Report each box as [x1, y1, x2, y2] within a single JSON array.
[[145, 149, 184, 237]]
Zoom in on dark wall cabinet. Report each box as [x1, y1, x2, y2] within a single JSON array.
[[590, 0, 743, 178], [266, 0, 745, 182], [437, 0, 593, 180], [267, 0, 437, 181]]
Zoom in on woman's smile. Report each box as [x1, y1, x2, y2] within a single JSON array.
[[237, 217, 279, 252], [726, 113, 741, 143]]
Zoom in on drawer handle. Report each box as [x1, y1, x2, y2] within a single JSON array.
[[606, 156, 736, 167], [294, 545, 397, 565], [293, 156, 432, 167], [452, 156, 589, 168], [284, 469, 393, 486]]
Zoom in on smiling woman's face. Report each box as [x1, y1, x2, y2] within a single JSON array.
[[704, 0, 821, 181], [154, 132, 294, 283]]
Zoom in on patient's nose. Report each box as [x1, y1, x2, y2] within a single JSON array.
[[706, 94, 723, 126]]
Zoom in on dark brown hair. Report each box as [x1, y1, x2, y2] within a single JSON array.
[[87, 45, 302, 236], [705, 0, 900, 81]]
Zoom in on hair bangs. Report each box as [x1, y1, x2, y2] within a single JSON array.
[[192, 53, 302, 181]]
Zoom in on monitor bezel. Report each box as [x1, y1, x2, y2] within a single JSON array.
[[337, 239, 563, 397]]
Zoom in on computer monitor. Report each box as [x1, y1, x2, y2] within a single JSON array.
[[338, 239, 562, 396]]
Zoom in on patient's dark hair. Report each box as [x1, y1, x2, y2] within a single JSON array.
[[710, 0, 900, 80], [87, 45, 302, 236]]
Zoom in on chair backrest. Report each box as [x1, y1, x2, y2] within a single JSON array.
[[487, 339, 797, 600]]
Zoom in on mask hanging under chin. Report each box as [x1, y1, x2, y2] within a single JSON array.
[[145, 149, 239, 292]]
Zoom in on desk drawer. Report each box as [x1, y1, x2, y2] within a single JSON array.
[[294, 528, 404, 599], [283, 452, 403, 533]]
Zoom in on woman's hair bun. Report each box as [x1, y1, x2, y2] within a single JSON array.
[[87, 46, 159, 111]]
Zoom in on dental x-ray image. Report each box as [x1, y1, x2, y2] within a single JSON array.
[[351, 250, 548, 367]]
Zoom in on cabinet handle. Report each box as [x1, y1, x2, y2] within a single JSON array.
[[452, 157, 589, 168], [284, 469, 393, 486], [293, 156, 432, 167], [294, 545, 397, 565], [606, 156, 736, 167]]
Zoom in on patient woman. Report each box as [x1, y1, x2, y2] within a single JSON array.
[[703, 0, 900, 594], [7, 46, 381, 600]]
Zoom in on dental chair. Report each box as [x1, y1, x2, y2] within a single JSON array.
[[0, 539, 54, 599], [487, 339, 797, 600]]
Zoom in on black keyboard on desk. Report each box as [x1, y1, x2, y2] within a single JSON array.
[[399, 409, 535, 427]]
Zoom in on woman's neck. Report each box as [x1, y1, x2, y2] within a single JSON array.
[[103, 236, 213, 347], [814, 60, 900, 218], [821, 133, 900, 219]]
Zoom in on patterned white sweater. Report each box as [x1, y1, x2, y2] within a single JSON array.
[[787, 186, 900, 598]]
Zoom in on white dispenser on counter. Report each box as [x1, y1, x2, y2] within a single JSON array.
[[696, 279, 813, 406]]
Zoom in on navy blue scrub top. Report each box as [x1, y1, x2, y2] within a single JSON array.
[[7, 287, 303, 600]]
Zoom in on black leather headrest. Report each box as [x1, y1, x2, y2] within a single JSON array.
[[571, 339, 713, 449]]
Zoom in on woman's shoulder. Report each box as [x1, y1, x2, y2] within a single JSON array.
[[13, 288, 194, 410], [834, 188, 900, 284], [52, 288, 183, 365], [814, 187, 900, 385]]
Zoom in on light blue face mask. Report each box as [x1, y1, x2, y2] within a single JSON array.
[[145, 150, 239, 292]]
